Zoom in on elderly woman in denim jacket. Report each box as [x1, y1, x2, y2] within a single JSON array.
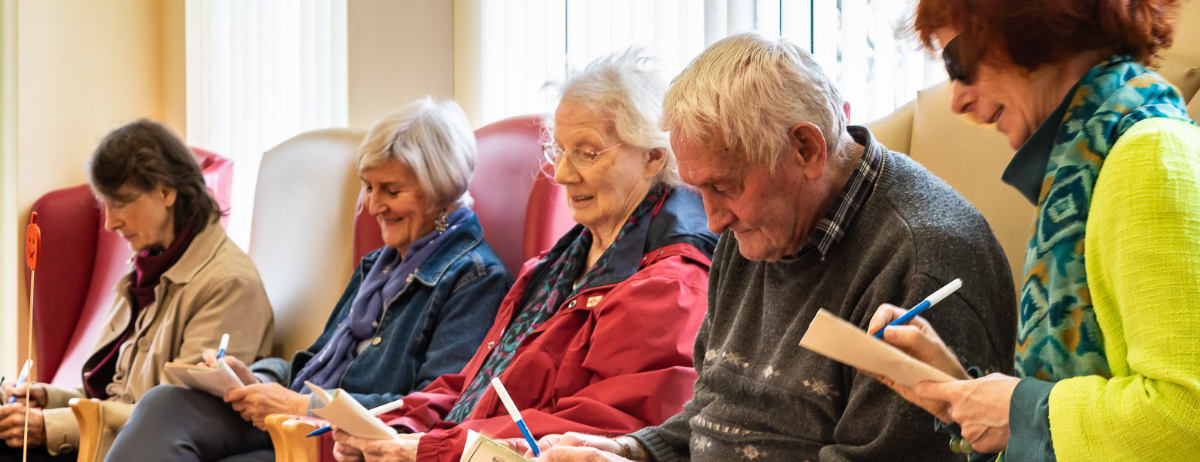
[[104, 98, 513, 462]]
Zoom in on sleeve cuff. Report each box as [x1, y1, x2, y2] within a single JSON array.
[[1006, 377, 1057, 462], [629, 427, 680, 462], [43, 406, 80, 456]]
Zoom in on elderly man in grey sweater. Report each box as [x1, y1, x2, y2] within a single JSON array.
[[535, 33, 1016, 462]]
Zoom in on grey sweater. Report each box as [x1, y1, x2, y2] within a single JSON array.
[[631, 151, 1016, 461]]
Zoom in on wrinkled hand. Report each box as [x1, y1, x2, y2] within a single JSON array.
[[863, 303, 969, 418], [224, 382, 308, 430], [332, 429, 420, 462], [533, 433, 633, 461], [0, 402, 46, 448], [0, 382, 47, 409], [915, 373, 1019, 453], [201, 349, 259, 385]]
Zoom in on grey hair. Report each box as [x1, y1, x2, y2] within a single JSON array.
[[664, 33, 847, 169], [549, 48, 681, 186], [358, 97, 477, 210]]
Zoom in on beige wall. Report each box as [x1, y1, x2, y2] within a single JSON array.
[[347, 0, 454, 129], [3, 0, 184, 370]]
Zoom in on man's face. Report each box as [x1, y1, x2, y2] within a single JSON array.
[[673, 132, 813, 261]]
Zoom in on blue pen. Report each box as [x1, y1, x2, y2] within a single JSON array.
[[8, 360, 32, 404], [306, 397, 406, 437], [874, 278, 963, 339], [490, 377, 540, 456], [215, 333, 230, 369]]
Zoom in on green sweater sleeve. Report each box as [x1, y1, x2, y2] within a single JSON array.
[[1048, 118, 1200, 460]]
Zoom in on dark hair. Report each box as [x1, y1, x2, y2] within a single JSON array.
[[912, 0, 1181, 71], [89, 119, 222, 232]]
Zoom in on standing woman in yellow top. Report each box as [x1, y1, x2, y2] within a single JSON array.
[[867, 0, 1200, 460]]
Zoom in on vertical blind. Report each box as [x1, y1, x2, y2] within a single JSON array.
[[465, 0, 943, 126], [186, 0, 348, 248]]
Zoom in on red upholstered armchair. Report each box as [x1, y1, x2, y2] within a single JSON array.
[[25, 147, 232, 386]]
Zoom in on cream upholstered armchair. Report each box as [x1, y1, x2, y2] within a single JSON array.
[[246, 128, 370, 359], [864, 53, 1200, 288]]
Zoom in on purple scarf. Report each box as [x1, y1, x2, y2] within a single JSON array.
[[290, 208, 471, 392]]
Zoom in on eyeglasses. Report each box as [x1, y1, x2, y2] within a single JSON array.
[[941, 36, 975, 84], [541, 141, 624, 173]]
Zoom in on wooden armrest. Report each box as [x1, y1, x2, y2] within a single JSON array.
[[68, 398, 101, 462], [265, 414, 295, 462], [68, 398, 132, 462], [282, 418, 320, 462]]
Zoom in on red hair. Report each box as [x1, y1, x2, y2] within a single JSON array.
[[913, 0, 1182, 70]]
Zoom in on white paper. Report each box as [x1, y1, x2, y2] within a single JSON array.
[[460, 430, 529, 462], [164, 362, 244, 397], [798, 309, 957, 387], [306, 381, 398, 440]]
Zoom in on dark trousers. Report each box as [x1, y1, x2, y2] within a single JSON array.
[[105, 385, 274, 462], [0, 444, 74, 462]]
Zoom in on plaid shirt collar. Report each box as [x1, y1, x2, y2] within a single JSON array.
[[801, 125, 885, 259]]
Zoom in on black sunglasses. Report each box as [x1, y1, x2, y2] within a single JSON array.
[[942, 37, 975, 83]]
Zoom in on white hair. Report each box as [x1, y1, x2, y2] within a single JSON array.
[[358, 97, 477, 210], [664, 33, 847, 169], [549, 48, 681, 186]]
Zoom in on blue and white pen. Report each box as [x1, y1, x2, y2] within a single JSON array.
[[490, 377, 540, 456], [215, 333, 230, 369], [8, 359, 32, 404], [874, 278, 963, 339]]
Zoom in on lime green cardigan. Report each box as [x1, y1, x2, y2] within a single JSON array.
[[1048, 117, 1200, 460]]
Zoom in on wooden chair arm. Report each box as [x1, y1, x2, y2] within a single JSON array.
[[265, 413, 295, 462], [68, 398, 100, 462], [282, 417, 320, 462], [68, 398, 131, 462]]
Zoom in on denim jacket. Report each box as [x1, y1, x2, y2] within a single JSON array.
[[252, 212, 512, 410]]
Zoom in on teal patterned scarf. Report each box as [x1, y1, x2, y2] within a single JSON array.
[[1015, 55, 1194, 380]]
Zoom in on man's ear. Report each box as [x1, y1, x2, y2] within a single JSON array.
[[787, 122, 828, 180]]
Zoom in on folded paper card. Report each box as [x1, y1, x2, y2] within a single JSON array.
[[798, 309, 957, 387], [460, 430, 529, 462], [164, 362, 243, 397], [306, 381, 399, 440]]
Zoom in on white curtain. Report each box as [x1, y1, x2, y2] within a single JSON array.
[[460, 0, 942, 126], [186, 0, 348, 248]]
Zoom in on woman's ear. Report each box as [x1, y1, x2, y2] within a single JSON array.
[[644, 147, 668, 178], [161, 185, 178, 208]]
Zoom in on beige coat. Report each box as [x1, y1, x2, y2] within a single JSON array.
[[39, 221, 274, 455]]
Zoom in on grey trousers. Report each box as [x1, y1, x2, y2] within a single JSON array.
[[105, 385, 274, 462]]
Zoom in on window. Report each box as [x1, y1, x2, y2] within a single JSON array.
[[186, 0, 349, 248], [462, 0, 943, 126]]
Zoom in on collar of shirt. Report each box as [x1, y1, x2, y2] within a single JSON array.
[[800, 125, 886, 259], [1002, 84, 1080, 205]]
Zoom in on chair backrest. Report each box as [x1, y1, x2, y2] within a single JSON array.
[[469, 115, 558, 273], [32, 148, 233, 386], [248, 128, 367, 358]]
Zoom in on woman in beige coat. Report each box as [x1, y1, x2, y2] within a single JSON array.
[[0, 119, 274, 461]]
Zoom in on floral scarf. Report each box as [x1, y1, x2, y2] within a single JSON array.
[[1014, 56, 1194, 380], [445, 183, 669, 422]]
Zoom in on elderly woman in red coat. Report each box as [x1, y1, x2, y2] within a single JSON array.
[[328, 49, 717, 462]]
